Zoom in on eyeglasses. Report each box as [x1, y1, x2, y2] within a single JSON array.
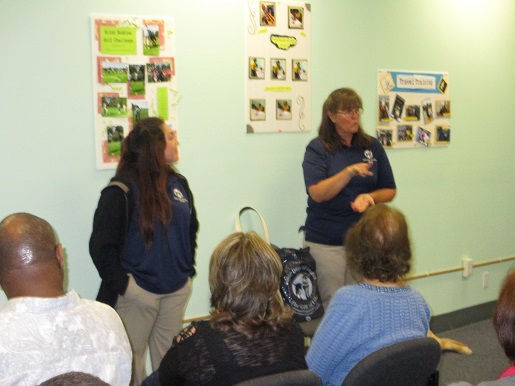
[[337, 107, 364, 116]]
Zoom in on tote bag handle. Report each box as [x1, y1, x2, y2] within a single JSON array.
[[235, 206, 271, 244]]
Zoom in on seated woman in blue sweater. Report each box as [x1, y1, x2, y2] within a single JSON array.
[[306, 204, 431, 385]]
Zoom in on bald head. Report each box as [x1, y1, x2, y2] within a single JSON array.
[[0, 213, 64, 298]]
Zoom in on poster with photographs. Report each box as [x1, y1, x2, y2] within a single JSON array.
[[246, 1, 311, 133], [92, 15, 179, 169], [376, 70, 450, 149]]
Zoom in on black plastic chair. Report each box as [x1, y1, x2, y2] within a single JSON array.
[[341, 337, 441, 386], [234, 369, 323, 386]]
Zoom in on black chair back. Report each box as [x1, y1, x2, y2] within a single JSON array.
[[234, 369, 323, 386], [341, 337, 441, 386]]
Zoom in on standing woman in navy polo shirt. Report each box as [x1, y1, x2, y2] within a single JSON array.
[[302, 88, 396, 310], [90, 117, 199, 386]]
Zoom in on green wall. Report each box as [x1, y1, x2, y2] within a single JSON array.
[[1, 0, 514, 319]]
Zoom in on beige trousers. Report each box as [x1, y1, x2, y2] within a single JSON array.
[[116, 276, 192, 386], [303, 239, 355, 311]]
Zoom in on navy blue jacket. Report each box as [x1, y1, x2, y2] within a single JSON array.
[[89, 172, 199, 307]]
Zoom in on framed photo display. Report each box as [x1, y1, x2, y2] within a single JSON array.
[[246, 1, 311, 133], [376, 70, 451, 148], [92, 15, 179, 169]]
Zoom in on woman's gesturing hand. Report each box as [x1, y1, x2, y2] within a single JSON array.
[[351, 193, 375, 213], [350, 162, 373, 178]]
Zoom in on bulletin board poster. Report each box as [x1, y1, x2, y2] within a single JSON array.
[[245, 1, 311, 133], [377, 70, 450, 149], [92, 15, 179, 169]]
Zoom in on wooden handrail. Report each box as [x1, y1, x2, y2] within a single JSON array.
[[407, 255, 515, 281], [183, 256, 515, 323]]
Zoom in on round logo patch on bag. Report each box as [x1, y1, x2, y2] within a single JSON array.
[[281, 260, 323, 321]]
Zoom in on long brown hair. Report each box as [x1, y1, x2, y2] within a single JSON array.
[[116, 117, 172, 247], [318, 88, 372, 152], [209, 232, 293, 338]]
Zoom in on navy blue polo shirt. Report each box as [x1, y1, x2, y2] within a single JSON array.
[[302, 137, 396, 246], [121, 174, 194, 294]]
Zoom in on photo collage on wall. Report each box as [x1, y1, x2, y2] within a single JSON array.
[[377, 70, 450, 149], [92, 15, 178, 169], [246, 1, 311, 133]]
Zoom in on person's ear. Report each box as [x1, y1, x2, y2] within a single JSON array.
[[328, 111, 336, 123], [55, 243, 64, 269]]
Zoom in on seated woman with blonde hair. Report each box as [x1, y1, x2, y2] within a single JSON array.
[[158, 232, 307, 385], [306, 204, 431, 385]]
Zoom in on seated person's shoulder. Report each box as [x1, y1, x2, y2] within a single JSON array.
[[173, 321, 205, 346], [77, 297, 128, 335], [83, 297, 122, 318]]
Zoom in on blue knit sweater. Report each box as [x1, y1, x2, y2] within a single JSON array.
[[306, 283, 431, 385]]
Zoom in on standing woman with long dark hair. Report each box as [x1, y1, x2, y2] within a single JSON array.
[[89, 117, 199, 385]]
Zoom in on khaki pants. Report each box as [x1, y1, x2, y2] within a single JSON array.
[[116, 276, 192, 386], [303, 239, 355, 311]]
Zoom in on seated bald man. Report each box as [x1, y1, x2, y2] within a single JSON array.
[[0, 213, 132, 385]]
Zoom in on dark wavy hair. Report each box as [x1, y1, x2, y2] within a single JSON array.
[[493, 270, 515, 363], [116, 117, 172, 248], [209, 232, 293, 338], [39, 372, 109, 386], [318, 88, 372, 152], [345, 204, 411, 283]]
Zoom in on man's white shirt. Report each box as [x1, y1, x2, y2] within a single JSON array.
[[0, 290, 132, 385]]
